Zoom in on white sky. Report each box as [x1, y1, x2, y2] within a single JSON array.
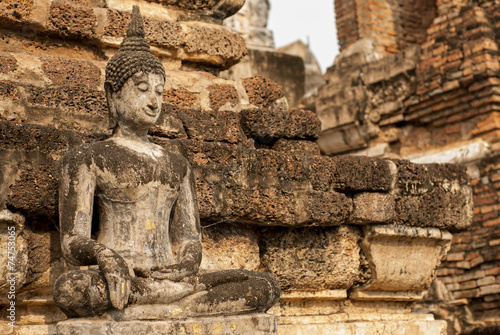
[[267, 0, 339, 73]]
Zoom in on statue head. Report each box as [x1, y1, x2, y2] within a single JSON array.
[[104, 5, 166, 131]]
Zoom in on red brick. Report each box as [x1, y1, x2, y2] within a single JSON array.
[[484, 217, 500, 227], [470, 256, 485, 268], [465, 251, 481, 261], [447, 252, 466, 261], [478, 276, 496, 286], [457, 261, 472, 269], [460, 279, 478, 290], [453, 288, 480, 299], [480, 284, 500, 296]]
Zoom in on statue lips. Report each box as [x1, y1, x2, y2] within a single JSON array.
[[143, 107, 159, 118]]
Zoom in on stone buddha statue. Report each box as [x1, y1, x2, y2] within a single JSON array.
[[53, 6, 280, 318]]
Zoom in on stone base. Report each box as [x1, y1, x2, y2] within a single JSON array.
[[277, 314, 447, 335], [56, 314, 277, 335]]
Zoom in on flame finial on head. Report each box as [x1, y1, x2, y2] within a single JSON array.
[[126, 5, 145, 39], [104, 5, 165, 94]]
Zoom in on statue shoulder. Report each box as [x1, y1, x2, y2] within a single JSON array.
[[61, 140, 113, 171], [62, 143, 96, 168], [158, 145, 193, 177]]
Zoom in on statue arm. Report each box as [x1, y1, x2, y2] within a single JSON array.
[[59, 147, 131, 309], [59, 147, 100, 265], [173, 162, 202, 269]]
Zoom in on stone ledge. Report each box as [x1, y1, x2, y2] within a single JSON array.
[[0, 121, 473, 230], [280, 290, 347, 301], [56, 314, 277, 335], [277, 315, 447, 335]]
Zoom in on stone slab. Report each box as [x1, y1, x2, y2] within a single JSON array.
[[56, 314, 277, 335], [280, 290, 347, 301], [358, 225, 452, 294], [277, 314, 447, 335], [349, 290, 426, 302]]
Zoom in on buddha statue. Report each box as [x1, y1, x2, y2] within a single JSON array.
[[53, 6, 280, 318]]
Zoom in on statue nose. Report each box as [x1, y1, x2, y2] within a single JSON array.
[[148, 97, 158, 110]]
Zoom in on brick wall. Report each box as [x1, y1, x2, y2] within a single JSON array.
[[335, 0, 437, 55], [324, 1, 500, 330]]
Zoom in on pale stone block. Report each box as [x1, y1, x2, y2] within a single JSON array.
[[353, 225, 452, 300], [278, 314, 446, 335], [280, 290, 347, 301], [277, 320, 447, 335], [405, 139, 490, 165], [56, 314, 277, 335], [350, 290, 425, 302], [269, 290, 346, 317], [268, 300, 343, 317]]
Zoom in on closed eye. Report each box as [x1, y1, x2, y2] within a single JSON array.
[[138, 82, 148, 92]]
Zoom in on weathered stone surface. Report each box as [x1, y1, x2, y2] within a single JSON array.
[[0, 53, 17, 74], [104, 9, 130, 37], [175, 109, 245, 143], [316, 46, 418, 155], [354, 225, 452, 298], [149, 113, 188, 139], [261, 226, 362, 290], [396, 186, 473, 231], [141, 0, 243, 12], [183, 23, 247, 68], [56, 314, 277, 335], [350, 192, 396, 224], [394, 161, 473, 231], [309, 155, 397, 192], [163, 89, 199, 112], [394, 161, 470, 195], [242, 75, 284, 107], [208, 84, 239, 111], [48, 2, 97, 39], [27, 85, 108, 132], [240, 108, 321, 140], [0, 0, 35, 26], [144, 17, 184, 49], [0, 121, 82, 153], [0, 122, 470, 231], [142, 0, 245, 23], [0, 121, 82, 217], [41, 57, 101, 89], [0, 80, 19, 100], [271, 139, 320, 156], [317, 124, 368, 155], [223, 50, 304, 108], [201, 223, 260, 271]]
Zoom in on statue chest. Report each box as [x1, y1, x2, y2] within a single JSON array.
[[94, 153, 183, 203]]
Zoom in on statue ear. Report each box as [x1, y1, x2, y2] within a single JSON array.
[[104, 82, 118, 130]]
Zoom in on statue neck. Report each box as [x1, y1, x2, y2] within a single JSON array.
[[112, 124, 150, 143]]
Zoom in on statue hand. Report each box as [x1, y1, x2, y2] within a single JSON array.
[[150, 263, 195, 282], [96, 248, 131, 310]]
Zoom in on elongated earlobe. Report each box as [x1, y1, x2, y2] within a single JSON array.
[[105, 82, 118, 130]]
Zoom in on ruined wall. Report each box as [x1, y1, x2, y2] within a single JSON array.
[[0, 0, 472, 334], [320, 0, 500, 331], [335, 0, 437, 54]]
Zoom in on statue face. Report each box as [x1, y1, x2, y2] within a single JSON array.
[[109, 71, 165, 132]]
